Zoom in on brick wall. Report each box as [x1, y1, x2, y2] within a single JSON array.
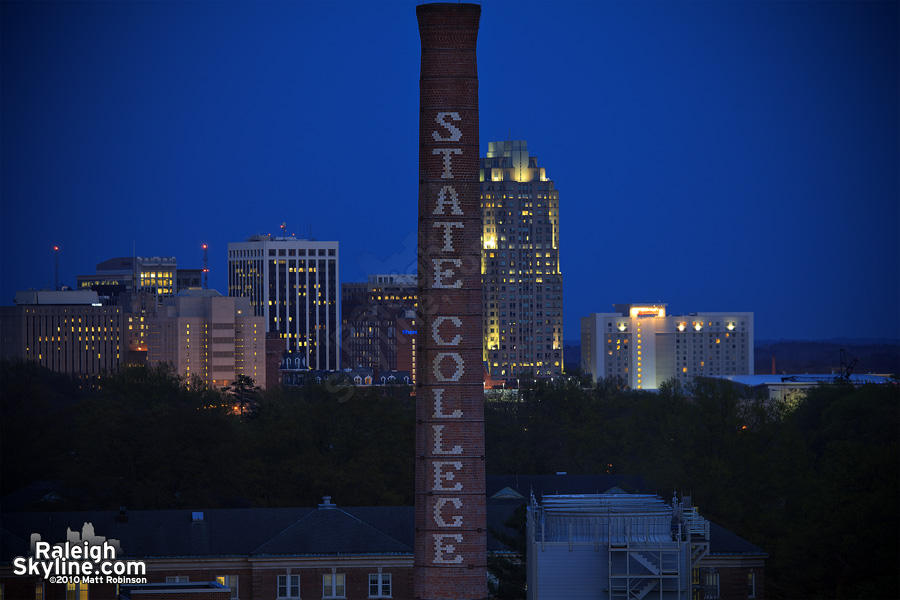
[[415, 3, 486, 599]]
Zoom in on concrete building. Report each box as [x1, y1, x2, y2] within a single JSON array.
[[227, 235, 339, 371], [581, 304, 753, 390], [147, 289, 265, 388], [0, 290, 124, 382], [481, 140, 563, 381], [341, 274, 417, 374]]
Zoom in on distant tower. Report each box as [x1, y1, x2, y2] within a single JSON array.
[[202, 244, 209, 289], [415, 3, 486, 599], [481, 140, 563, 381]]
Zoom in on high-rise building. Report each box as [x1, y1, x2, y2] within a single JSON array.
[[481, 140, 563, 380], [0, 290, 124, 382], [147, 289, 266, 388], [341, 274, 417, 374], [581, 304, 754, 389], [227, 235, 339, 371]]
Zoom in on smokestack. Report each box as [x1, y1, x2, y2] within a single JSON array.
[[415, 4, 486, 599]]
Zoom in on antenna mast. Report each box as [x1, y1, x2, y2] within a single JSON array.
[[53, 246, 59, 290], [202, 244, 209, 289]]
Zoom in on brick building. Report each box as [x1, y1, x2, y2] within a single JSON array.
[[341, 274, 416, 375], [1, 477, 764, 600]]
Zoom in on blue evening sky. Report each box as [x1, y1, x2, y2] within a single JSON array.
[[2, 1, 897, 341]]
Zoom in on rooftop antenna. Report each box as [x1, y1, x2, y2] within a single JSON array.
[[202, 244, 209, 289], [280, 222, 287, 239], [53, 246, 59, 290]]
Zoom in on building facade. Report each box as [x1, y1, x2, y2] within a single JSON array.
[[227, 235, 339, 371], [481, 140, 563, 380], [76, 255, 202, 364], [581, 304, 754, 389], [147, 289, 266, 388], [0, 290, 124, 382], [341, 274, 416, 374]]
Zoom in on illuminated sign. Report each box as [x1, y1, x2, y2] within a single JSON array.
[[629, 306, 666, 318]]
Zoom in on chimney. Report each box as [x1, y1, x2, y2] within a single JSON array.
[[415, 4, 485, 599]]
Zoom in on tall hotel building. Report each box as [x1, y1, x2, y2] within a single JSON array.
[[228, 235, 339, 371], [481, 140, 562, 379], [581, 304, 754, 389]]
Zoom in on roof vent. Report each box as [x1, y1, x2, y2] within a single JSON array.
[[191, 511, 204, 522], [318, 496, 335, 509]]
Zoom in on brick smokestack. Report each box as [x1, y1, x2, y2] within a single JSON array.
[[415, 3, 486, 600]]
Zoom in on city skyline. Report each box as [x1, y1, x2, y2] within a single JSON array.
[[1, 1, 897, 342]]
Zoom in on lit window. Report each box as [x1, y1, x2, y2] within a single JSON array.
[[323, 573, 345, 598], [216, 576, 239, 599], [66, 582, 88, 600], [703, 571, 720, 599]]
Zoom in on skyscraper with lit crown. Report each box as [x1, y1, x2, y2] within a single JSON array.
[[481, 140, 562, 380]]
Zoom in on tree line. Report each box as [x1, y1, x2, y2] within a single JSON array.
[[1, 359, 897, 599]]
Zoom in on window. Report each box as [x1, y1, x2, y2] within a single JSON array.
[[703, 571, 720, 599], [369, 573, 391, 598], [323, 573, 345, 598], [278, 574, 300, 598], [748, 571, 756, 598], [166, 577, 189, 583], [216, 575, 239, 599], [66, 582, 88, 600], [35, 583, 44, 600]]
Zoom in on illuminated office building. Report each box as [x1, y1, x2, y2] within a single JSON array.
[[481, 140, 562, 380], [581, 304, 754, 389], [0, 290, 124, 382], [227, 235, 339, 371]]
